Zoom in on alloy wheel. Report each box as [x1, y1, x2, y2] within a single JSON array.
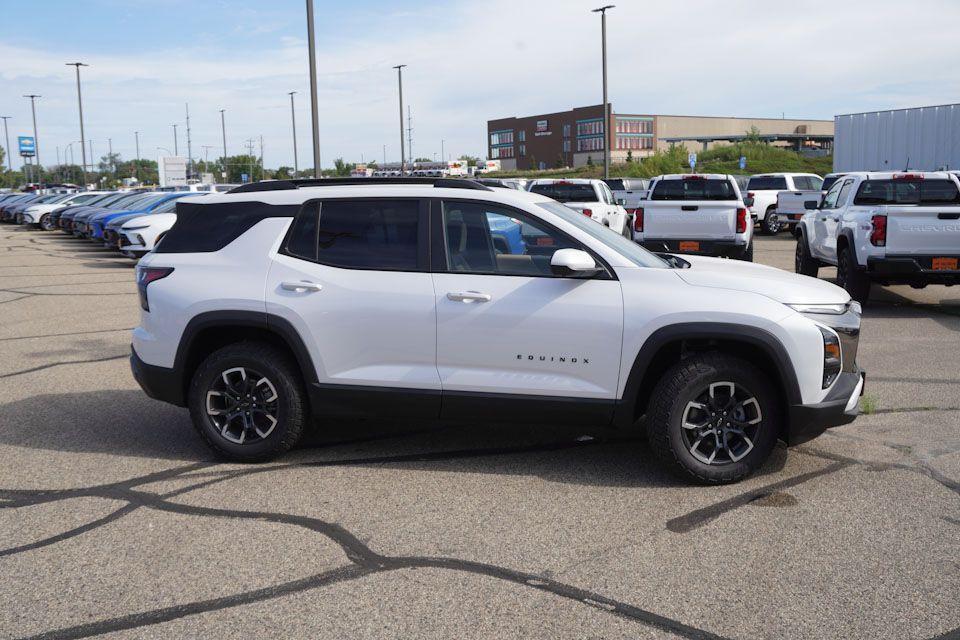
[[205, 367, 280, 444], [680, 381, 762, 465]]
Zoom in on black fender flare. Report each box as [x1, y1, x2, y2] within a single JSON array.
[[613, 323, 803, 428], [837, 227, 861, 268]]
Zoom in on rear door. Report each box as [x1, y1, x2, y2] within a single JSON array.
[[644, 177, 740, 240], [431, 199, 623, 423], [265, 198, 441, 417]]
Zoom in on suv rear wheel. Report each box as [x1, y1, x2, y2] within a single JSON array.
[[646, 353, 779, 484], [188, 342, 307, 461]]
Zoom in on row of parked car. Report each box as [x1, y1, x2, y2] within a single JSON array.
[[0, 186, 232, 257]]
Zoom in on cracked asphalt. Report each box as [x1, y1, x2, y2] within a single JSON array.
[[0, 227, 958, 640]]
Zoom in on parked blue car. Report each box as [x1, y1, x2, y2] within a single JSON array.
[[87, 192, 198, 241]]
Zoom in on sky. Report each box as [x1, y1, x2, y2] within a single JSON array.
[[1, 0, 959, 171]]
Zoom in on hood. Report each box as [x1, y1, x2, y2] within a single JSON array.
[[675, 255, 850, 305], [108, 212, 149, 229]]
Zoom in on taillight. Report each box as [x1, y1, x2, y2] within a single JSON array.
[[682, 175, 705, 181], [736, 208, 748, 233], [869, 214, 887, 246], [582, 208, 593, 217], [892, 173, 923, 181], [633, 207, 644, 232], [137, 266, 174, 311]]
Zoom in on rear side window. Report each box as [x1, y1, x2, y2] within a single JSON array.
[[604, 179, 625, 191], [156, 201, 300, 253], [853, 179, 960, 205], [529, 183, 598, 202], [286, 199, 422, 270], [650, 179, 737, 201], [747, 176, 788, 190]]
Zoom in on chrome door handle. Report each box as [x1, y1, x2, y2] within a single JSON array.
[[447, 291, 492, 303], [281, 280, 322, 292]]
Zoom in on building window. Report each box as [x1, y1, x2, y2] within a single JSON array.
[[518, 130, 526, 142], [519, 144, 526, 157], [490, 146, 514, 159], [615, 135, 653, 150], [615, 117, 654, 134], [490, 130, 514, 146], [562, 124, 571, 137], [576, 119, 604, 136], [562, 139, 571, 153], [576, 137, 605, 152]]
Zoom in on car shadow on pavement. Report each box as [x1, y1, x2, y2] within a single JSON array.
[[0, 389, 790, 488]]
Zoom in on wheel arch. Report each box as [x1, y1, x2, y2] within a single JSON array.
[[614, 323, 802, 433], [174, 310, 318, 405]]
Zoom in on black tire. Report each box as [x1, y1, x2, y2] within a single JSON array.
[[758, 207, 781, 235], [794, 230, 820, 277], [188, 341, 307, 461], [40, 214, 54, 231], [645, 352, 780, 484], [836, 245, 870, 303], [738, 242, 754, 262]]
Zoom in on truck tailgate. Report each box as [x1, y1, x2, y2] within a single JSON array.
[[777, 190, 820, 217], [884, 205, 960, 254], [643, 202, 740, 240]]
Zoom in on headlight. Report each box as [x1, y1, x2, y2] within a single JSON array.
[[787, 303, 849, 315], [818, 326, 842, 388]]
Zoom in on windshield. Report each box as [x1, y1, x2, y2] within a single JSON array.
[[821, 175, 841, 192], [853, 179, 960, 205], [530, 183, 598, 203], [651, 178, 737, 201], [536, 201, 668, 268], [747, 176, 788, 190]]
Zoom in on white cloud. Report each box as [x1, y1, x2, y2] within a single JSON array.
[[2, 0, 959, 169]]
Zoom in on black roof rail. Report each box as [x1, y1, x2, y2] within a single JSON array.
[[228, 177, 493, 194]]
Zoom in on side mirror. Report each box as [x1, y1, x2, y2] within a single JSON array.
[[743, 196, 755, 208], [804, 200, 820, 210], [616, 198, 626, 206], [550, 248, 601, 277]]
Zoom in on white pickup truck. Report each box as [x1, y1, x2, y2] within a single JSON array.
[[635, 174, 753, 261], [795, 171, 960, 302], [747, 173, 823, 235], [528, 179, 631, 238], [776, 173, 846, 229]]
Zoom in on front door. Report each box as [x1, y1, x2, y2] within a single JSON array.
[[265, 197, 440, 417], [431, 199, 624, 425]]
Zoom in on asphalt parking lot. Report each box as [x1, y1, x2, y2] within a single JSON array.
[[0, 228, 958, 640]]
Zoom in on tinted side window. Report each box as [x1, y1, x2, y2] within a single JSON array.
[[836, 179, 855, 207], [285, 202, 319, 260], [747, 176, 788, 190], [821, 180, 843, 209], [314, 200, 420, 270], [156, 201, 300, 253]]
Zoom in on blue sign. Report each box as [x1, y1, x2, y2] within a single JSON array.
[[18, 136, 35, 157], [739, 156, 747, 170], [688, 152, 697, 169], [241, 173, 249, 183]]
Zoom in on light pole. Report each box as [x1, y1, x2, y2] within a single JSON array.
[[0, 116, 11, 176], [592, 5, 614, 180], [66, 62, 89, 188], [393, 65, 407, 174], [441, 139, 445, 163], [134, 131, 141, 183], [305, 0, 321, 178], [219, 109, 227, 182], [171, 124, 178, 156], [185, 103, 193, 179], [288, 91, 299, 176], [201, 145, 214, 176], [23, 94, 41, 187]]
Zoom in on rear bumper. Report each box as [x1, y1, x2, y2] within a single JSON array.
[[639, 238, 749, 259], [786, 369, 864, 446], [867, 255, 960, 285], [130, 346, 186, 406]]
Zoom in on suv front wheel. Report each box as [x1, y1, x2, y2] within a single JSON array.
[[646, 353, 779, 484], [188, 342, 307, 461]]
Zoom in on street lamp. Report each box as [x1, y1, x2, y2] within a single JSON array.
[[393, 65, 407, 174], [66, 62, 89, 187], [219, 109, 227, 181], [172, 124, 178, 156], [305, 0, 321, 178], [0, 116, 11, 176], [592, 5, 614, 180], [23, 94, 41, 187], [134, 131, 141, 183], [288, 91, 299, 176]]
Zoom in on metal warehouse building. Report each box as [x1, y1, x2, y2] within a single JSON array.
[[833, 103, 960, 172]]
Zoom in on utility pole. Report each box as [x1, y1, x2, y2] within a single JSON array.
[[134, 131, 141, 183], [88, 140, 94, 177], [108, 137, 115, 180], [66, 63, 89, 187], [259, 135, 264, 179], [171, 124, 178, 156], [219, 109, 227, 182], [185, 103, 193, 179], [201, 145, 214, 177], [407, 105, 413, 168], [0, 116, 11, 175], [383, 144, 386, 166], [592, 5, 614, 180], [393, 65, 406, 174], [288, 91, 299, 176], [305, 0, 321, 178], [23, 94, 41, 187], [245, 138, 256, 183]]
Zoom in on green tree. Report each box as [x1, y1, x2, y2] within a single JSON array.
[[586, 156, 594, 166], [223, 155, 263, 183], [626, 150, 634, 163], [274, 166, 293, 180], [332, 157, 355, 177], [458, 155, 480, 167], [555, 154, 565, 168]]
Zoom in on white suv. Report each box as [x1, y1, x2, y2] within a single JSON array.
[[131, 178, 865, 484]]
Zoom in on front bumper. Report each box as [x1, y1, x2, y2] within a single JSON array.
[[130, 346, 186, 407], [787, 369, 865, 445], [867, 255, 960, 286], [639, 238, 749, 259]]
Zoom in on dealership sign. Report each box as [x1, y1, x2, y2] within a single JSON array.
[[157, 155, 188, 187], [534, 119, 551, 137], [18, 136, 36, 157]]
